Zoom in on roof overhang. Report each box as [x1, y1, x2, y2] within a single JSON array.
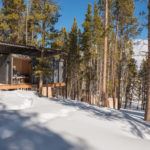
[[0, 42, 67, 57]]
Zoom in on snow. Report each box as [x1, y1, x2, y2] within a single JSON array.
[[0, 90, 150, 150], [133, 39, 148, 68]]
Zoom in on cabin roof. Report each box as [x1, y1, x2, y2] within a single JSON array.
[[0, 42, 66, 57]]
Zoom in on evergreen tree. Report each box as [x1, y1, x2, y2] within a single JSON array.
[[125, 57, 137, 109], [93, 2, 103, 104], [51, 27, 68, 50], [30, 0, 59, 47], [145, 0, 150, 121], [67, 18, 80, 99], [30, 0, 60, 95], [86, 2, 104, 105], [0, 9, 8, 41], [111, 0, 138, 109], [102, 0, 109, 107], [0, 0, 25, 43], [81, 4, 93, 103], [139, 59, 148, 110]]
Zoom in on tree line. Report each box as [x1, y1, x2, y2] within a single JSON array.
[[57, 0, 140, 110], [0, 0, 150, 121]]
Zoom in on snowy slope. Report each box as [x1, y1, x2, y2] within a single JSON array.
[[0, 90, 150, 150]]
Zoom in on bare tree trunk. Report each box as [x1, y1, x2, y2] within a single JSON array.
[[112, 20, 119, 109], [102, 0, 108, 107], [39, 18, 46, 96], [25, 1, 29, 45], [145, 0, 150, 121], [65, 77, 68, 98], [117, 62, 122, 109], [39, 73, 43, 96], [100, 59, 103, 105]]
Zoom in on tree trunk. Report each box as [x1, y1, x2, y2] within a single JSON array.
[[112, 19, 119, 109], [117, 62, 122, 110], [39, 18, 46, 96], [102, 0, 108, 107], [25, 1, 29, 45], [39, 73, 43, 96], [145, 0, 150, 121]]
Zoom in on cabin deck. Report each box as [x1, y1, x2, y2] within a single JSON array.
[[0, 83, 65, 90], [0, 84, 32, 90]]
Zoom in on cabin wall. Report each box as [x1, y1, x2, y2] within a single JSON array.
[[13, 56, 32, 75], [0, 54, 32, 84], [0, 54, 65, 85], [12, 55, 32, 84], [59, 60, 64, 82], [53, 60, 64, 83], [0, 55, 11, 84]]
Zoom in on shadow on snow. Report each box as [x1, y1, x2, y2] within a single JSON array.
[[0, 103, 90, 150], [51, 98, 150, 139]]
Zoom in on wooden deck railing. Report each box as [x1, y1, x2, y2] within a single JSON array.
[[0, 83, 65, 90], [0, 84, 32, 90]]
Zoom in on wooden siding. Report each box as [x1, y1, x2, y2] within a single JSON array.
[[13, 57, 32, 75]]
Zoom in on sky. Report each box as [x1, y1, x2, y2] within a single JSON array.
[[55, 0, 148, 39], [55, 0, 95, 31]]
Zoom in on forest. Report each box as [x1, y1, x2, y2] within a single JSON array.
[[0, 0, 150, 122]]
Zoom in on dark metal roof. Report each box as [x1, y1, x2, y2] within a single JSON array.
[[0, 42, 66, 56]]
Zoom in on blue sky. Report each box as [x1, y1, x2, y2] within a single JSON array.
[[55, 0, 95, 30], [55, 0, 148, 39], [0, 0, 148, 39]]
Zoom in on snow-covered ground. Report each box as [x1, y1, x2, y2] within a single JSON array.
[[0, 90, 150, 150]]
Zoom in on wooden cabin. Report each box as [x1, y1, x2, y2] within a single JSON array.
[[0, 42, 66, 93]]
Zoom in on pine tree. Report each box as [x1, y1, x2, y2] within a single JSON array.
[[51, 27, 68, 50], [111, 0, 138, 109], [96, 0, 138, 109], [67, 18, 80, 99], [145, 0, 150, 121], [0, 0, 25, 43], [125, 56, 137, 109], [30, 0, 59, 47], [93, 2, 103, 105], [30, 0, 60, 95], [139, 59, 148, 110], [0, 9, 9, 41], [102, 0, 109, 107], [93, 2, 103, 48], [81, 4, 93, 103]]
